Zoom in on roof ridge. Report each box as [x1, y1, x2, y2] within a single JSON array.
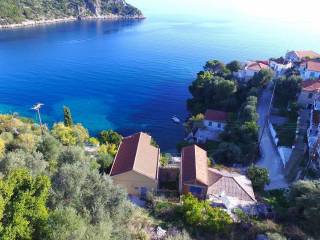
[[231, 176, 256, 201], [132, 132, 143, 171]]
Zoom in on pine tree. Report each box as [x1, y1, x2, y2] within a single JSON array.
[[63, 106, 73, 127]]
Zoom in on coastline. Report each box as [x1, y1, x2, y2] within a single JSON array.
[[0, 14, 145, 30]]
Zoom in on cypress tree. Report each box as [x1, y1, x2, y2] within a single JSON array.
[[63, 106, 73, 127]]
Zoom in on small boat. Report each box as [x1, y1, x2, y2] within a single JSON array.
[[171, 116, 181, 124]]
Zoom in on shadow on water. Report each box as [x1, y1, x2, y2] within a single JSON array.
[[0, 19, 144, 42]]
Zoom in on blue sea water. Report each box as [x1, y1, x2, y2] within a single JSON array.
[[0, 12, 320, 151]]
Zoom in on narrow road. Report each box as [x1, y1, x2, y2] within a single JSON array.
[[256, 85, 288, 190]]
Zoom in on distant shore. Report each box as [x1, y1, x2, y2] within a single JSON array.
[[0, 14, 145, 30]]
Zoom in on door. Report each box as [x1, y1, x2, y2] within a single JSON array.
[[140, 187, 148, 200]]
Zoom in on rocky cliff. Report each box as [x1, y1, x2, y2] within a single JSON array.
[[0, 0, 143, 26]]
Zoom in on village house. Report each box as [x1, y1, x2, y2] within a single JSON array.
[[305, 96, 320, 175], [179, 145, 257, 210], [298, 79, 320, 109], [299, 60, 320, 80], [285, 50, 320, 63], [194, 109, 228, 143], [234, 61, 270, 82], [269, 57, 293, 77], [110, 132, 160, 198], [307, 98, 320, 149]]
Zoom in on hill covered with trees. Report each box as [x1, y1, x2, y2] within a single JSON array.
[[0, 0, 143, 25]]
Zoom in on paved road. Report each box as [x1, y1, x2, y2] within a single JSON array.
[[256, 85, 288, 190]]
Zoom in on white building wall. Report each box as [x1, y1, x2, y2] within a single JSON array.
[[300, 70, 320, 80], [204, 120, 226, 130]]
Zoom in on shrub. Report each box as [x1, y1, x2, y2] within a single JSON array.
[[0, 149, 48, 176], [181, 194, 232, 233], [98, 130, 122, 146], [51, 123, 89, 146], [0, 169, 51, 240], [0, 138, 5, 158], [247, 165, 270, 192]]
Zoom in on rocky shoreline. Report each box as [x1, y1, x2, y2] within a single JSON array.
[[0, 14, 145, 30]]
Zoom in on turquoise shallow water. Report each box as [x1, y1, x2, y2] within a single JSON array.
[[0, 14, 319, 151]]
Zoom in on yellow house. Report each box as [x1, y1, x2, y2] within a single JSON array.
[[110, 132, 160, 198]]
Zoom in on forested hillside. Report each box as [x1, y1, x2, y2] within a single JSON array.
[[0, 0, 142, 25], [0, 113, 152, 239]]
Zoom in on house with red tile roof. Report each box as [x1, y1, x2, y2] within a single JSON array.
[[194, 109, 228, 143], [179, 145, 256, 209], [234, 61, 270, 82], [298, 79, 320, 108], [286, 50, 320, 62], [299, 60, 320, 80], [180, 145, 209, 199], [110, 132, 160, 198]]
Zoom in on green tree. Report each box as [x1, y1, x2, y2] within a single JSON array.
[[50, 162, 131, 225], [160, 153, 172, 167], [240, 96, 259, 122], [96, 152, 114, 173], [99, 130, 122, 146], [226, 60, 241, 72], [51, 123, 89, 146], [58, 146, 87, 166], [0, 169, 51, 240], [45, 207, 88, 240], [288, 180, 320, 236], [250, 69, 274, 88], [0, 138, 5, 158], [37, 134, 62, 170], [0, 150, 48, 176], [275, 75, 302, 108], [247, 165, 270, 192], [214, 142, 242, 166], [63, 106, 73, 127], [181, 194, 232, 233]]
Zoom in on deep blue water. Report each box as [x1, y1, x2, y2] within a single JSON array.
[[0, 15, 320, 151]]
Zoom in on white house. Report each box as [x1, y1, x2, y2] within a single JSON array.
[[299, 60, 320, 80], [285, 50, 320, 62], [269, 58, 292, 77], [297, 80, 320, 109], [234, 61, 270, 82], [195, 109, 228, 143], [307, 100, 320, 149]]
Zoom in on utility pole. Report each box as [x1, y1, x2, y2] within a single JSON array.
[[258, 78, 279, 149], [31, 103, 44, 134]]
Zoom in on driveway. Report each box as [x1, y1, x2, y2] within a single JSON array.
[[256, 85, 288, 190]]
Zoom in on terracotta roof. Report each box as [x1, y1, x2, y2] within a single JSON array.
[[207, 168, 256, 202], [181, 145, 208, 186], [110, 132, 160, 180], [306, 61, 320, 72], [246, 61, 269, 72], [205, 110, 228, 122], [301, 79, 320, 92], [295, 50, 320, 59]]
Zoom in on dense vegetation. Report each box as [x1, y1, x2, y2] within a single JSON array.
[[186, 60, 273, 165], [0, 0, 142, 25], [0, 111, 155, 239]]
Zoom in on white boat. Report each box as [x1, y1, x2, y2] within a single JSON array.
[[171, 116, 181, 124]]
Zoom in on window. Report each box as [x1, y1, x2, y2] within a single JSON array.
[[189, 186, 202, 195], [208, 121, 212, 126], [218, 123, 221, 128], [309, 93, 313, 99]]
